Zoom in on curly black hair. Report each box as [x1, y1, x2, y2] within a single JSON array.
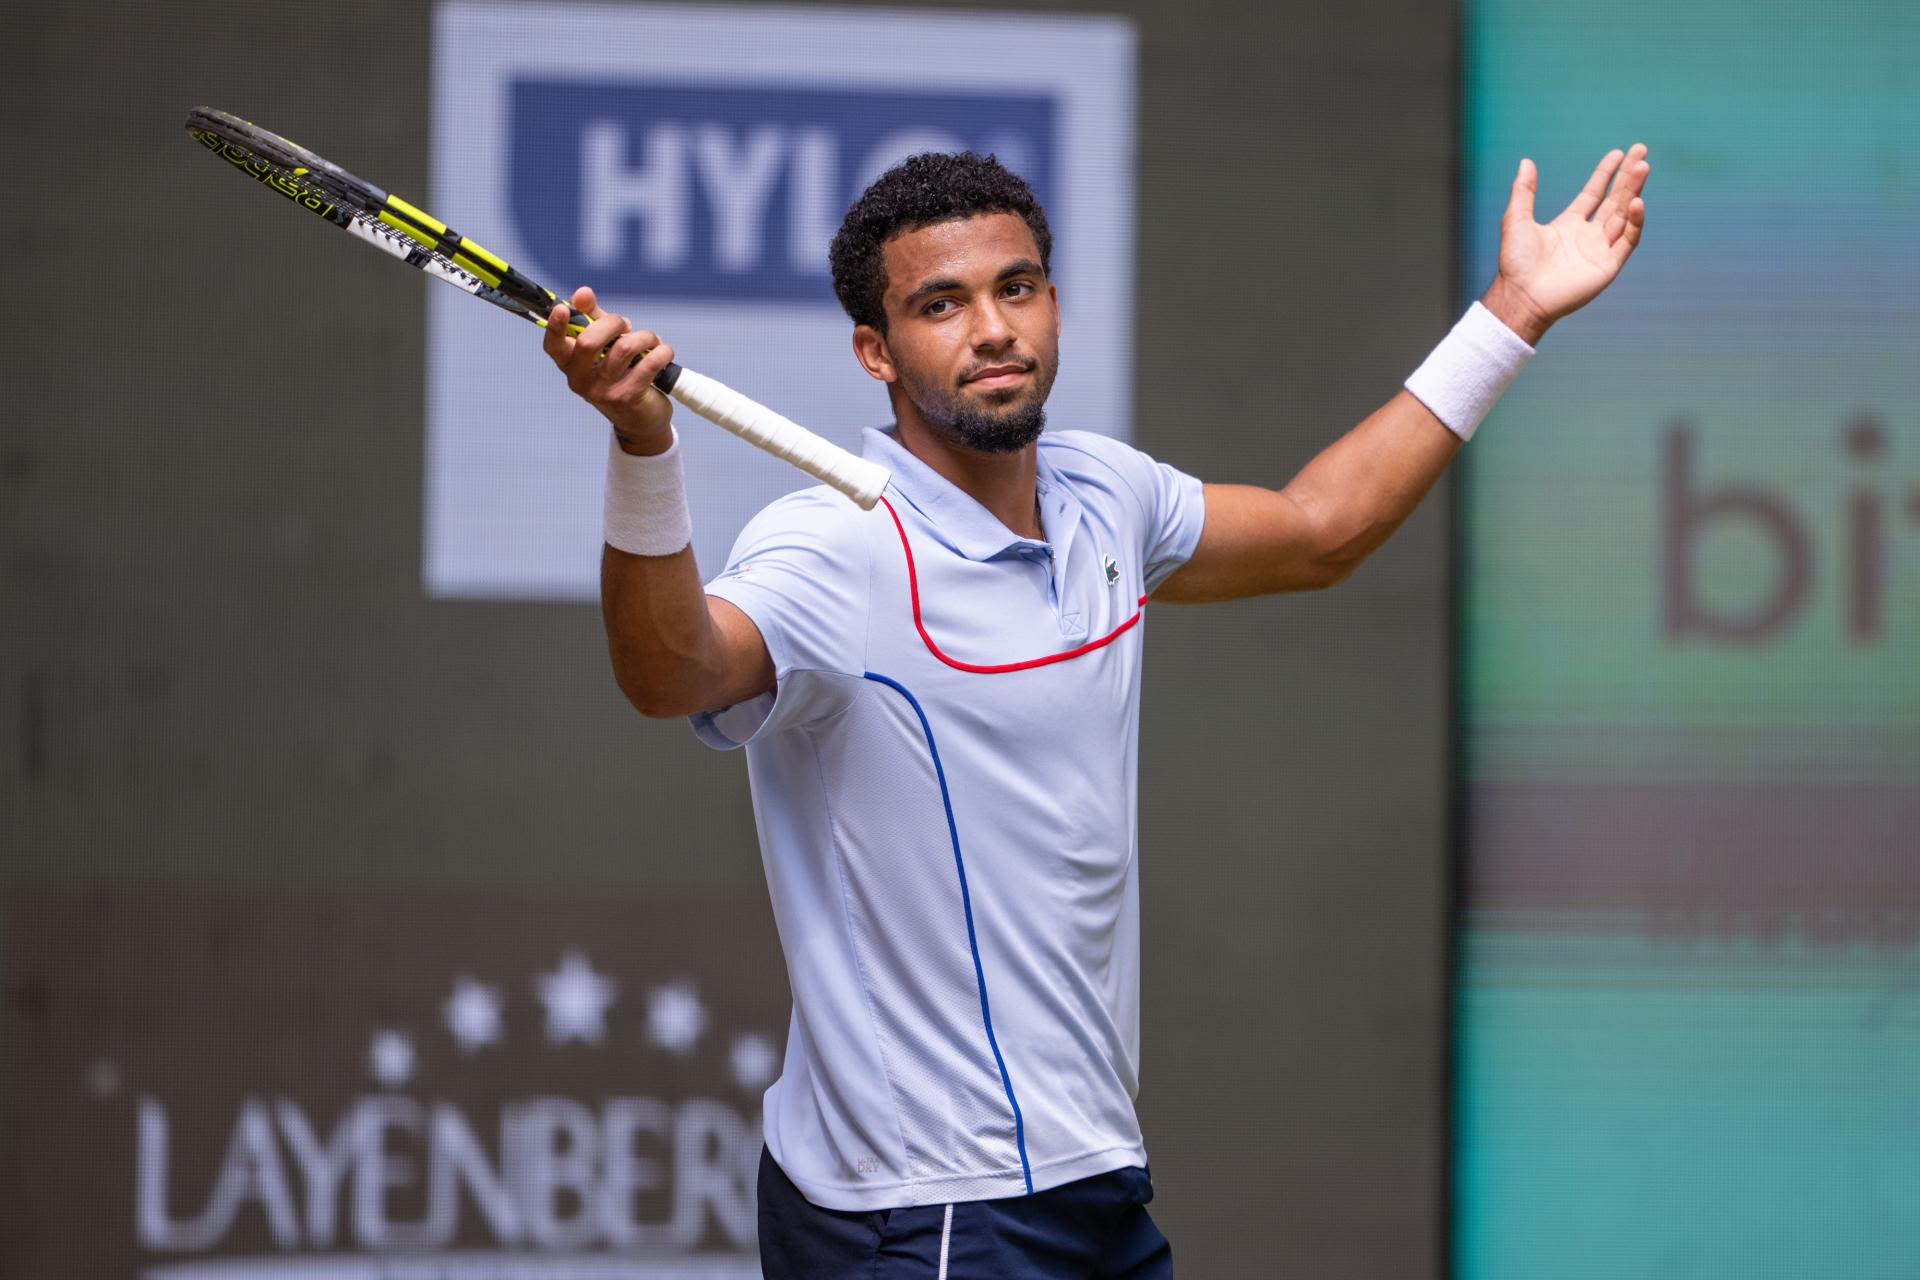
[[829, 152, 1053, 333]]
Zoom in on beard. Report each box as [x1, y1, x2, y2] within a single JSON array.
[[899, 348, 1059, 455]]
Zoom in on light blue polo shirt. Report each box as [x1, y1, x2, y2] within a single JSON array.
[[691, 425, 1206, 1211]]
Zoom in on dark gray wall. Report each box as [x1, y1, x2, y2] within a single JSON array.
[[1, 1, 1456, 1276]]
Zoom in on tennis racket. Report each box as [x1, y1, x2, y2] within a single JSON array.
[[183, 106, 889, 509]]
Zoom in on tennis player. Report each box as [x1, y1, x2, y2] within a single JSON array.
[[544, 145, 1648, 1278]]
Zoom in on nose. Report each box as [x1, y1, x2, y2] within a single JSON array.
[[970, 297, 1014, 350]]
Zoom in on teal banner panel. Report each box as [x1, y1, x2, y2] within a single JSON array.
[[1454, 3, 1919, 1277]]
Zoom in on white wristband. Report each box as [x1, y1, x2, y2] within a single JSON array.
[[604, 427, 694, 556], [1403, 300, 1536, 442]]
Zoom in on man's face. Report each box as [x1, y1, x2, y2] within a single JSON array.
[[872, 212, 1060, 454]]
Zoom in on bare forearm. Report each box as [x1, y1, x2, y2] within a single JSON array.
[[1285, 287, 1544, 581], [597, 423, 743, 718], [601, 541, 776, 719], [1279, 389, 1462, 583], [601, 545, 726, 717], [546, 289, 774, 718], [1162, 143, 1647, 605]]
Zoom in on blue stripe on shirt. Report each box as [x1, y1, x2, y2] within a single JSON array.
[[863, 670, 1033, 1195]]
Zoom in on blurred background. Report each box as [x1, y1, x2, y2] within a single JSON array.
[[1453, 3, 1918, 1276], [0, 2, 1911, 1278]]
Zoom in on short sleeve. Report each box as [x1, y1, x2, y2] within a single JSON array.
[[1135, 450, 1207, 593], [1044, 431, 1206, 594], [688, 488, 870, 750]]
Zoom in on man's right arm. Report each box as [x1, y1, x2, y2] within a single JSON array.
[[544, 285, 774, 720], [600, 541, 773, 719]]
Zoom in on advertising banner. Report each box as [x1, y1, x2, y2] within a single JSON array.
[[424, 2, 1136, 599], [1452, 3, 1920, 1276], [3, 885, 790, 1278]]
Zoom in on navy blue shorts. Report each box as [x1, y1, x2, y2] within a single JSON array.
[[757, 1146, 1174, 1279]]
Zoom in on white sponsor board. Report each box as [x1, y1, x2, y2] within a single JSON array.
[[426, 1, 1136, 599]]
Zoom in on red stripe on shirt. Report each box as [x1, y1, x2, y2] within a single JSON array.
[[879, 495, 1147, 675]]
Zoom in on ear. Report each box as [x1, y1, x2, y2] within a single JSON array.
[[851, 324, 897, 383]]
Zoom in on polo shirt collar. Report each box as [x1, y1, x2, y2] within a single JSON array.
[[863, 426, 1082, 564]]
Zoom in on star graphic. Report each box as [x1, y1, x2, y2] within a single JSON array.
[[443, 976, 504, 1053], [537, 951, 618, 1045], [730, 1033, 779, 1091], [369, 1030, 415, 1088], [646, 981, 708, 1056]]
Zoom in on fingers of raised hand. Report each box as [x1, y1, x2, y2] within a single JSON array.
[[566, 313, 631, 387], [1596, 144, 1651, 226], [1507, 157, 1538, 225], [541, 302, 575, 362], [1609, 197, 1646, 264], [546, 284, 607, 365], [1565, 147, 1625, 221], [609, 339, 674, 399], [603, 328, 651, 367], [602, 329, 658, 382]]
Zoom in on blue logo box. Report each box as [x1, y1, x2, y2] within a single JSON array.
[[509, 79, 1057, 302]]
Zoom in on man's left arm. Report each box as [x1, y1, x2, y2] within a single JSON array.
[[1154, 143, 1650, 604]]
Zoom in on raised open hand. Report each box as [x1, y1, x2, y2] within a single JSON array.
[[1487, 144, 1650, 342]]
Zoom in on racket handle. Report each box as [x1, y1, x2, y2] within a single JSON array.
[[655, 364, 890, 510]]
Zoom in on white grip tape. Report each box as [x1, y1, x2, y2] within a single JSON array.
[[666, 368, 891, 510]]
